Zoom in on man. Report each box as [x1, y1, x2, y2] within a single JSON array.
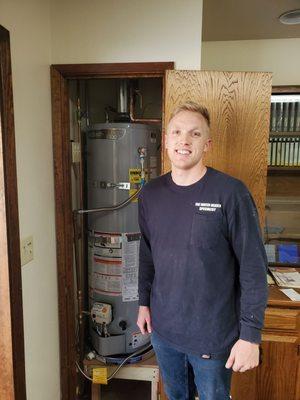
[[137, 101, 268, 400]]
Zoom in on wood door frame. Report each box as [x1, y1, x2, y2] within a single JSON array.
[[0, 25, 26, 400], [50, 61, 174, 400]]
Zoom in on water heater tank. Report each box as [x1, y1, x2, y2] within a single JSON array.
[[86, 123, 160, 356]]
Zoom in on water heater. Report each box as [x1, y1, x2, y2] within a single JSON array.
[[86, 122, 160, 356]]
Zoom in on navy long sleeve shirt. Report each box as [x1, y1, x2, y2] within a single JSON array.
[[138, 167, 268, 358]]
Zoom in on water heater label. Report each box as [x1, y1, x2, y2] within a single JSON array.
[[121, 233, 140, 302], [93, 272, 122, 296], [94, 257, 122, 276]]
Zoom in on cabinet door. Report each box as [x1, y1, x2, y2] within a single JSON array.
[[163, 70, 272, 228], [231, 341, 300, 400]]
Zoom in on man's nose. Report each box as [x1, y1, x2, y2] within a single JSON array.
[[178, 131, 190, 145]]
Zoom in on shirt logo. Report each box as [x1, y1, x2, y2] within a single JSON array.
[[195, 202, 222, 212]]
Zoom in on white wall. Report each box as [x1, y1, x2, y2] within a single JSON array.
[[0, 1, 204, 398], [50, 0, 203, 69], [0, 1, 60, 399], [202, 38, 300, 85]]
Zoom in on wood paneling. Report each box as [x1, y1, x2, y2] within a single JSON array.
[[0, 25, 26, 400], [267, 175, 300, 197], [163, 70, 272, 229], [51, 67, 77, 400], [231, 342, 299, 400]]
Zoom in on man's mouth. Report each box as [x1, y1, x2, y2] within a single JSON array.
[[176, 149, 191, 155]]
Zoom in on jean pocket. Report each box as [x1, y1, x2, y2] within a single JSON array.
[[190, 213, 222, 249]]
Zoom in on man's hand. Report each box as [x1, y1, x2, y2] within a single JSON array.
[[225, 339, 260, 372], [137, 306, 152, 334]]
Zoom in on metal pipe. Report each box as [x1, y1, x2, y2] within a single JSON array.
[[74, 186, 142, 215], [85, 80, 90, 127], [118, 79, 128, 114], [130, 86, 161, 123]]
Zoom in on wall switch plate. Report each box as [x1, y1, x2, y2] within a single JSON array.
[[20, 236, 34, 266]]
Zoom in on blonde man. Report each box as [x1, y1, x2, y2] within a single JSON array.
[[137, 101, 267, 400]]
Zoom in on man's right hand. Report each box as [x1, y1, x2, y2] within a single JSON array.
[[137, 306, 152, 334]]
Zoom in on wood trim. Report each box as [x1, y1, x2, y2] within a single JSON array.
[[0, 25, 26, 400], [51, 62, 173, 400], [272, 85, 300, 94], [51, 62, 175, 79], [51, 67, 77, 400]]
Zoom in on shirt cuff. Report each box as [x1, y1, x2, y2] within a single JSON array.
[[239, 324, 262, 344], [138, 294, 150, 307]]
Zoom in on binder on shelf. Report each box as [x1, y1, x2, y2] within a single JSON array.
[[285, 139, 290, 166], [271, 137, 277, 166], [288, 102, 295, 132], [282, 102, 289, 132], [289, 138, 295, 166], [295, 137, 300, 166], [295, 102, 300, 132], [281, 137, 286, 166], [276, 137, 281, 166], [275, 102, 283, 131], [270, 102, 276, 131]]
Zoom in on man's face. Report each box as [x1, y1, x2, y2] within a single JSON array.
[[165, 110, 211, 171]]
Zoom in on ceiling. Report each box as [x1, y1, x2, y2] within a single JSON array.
[[202, 0, 300, 41]]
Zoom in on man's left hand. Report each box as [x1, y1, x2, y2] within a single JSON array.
[[225, 339, 260, 372]]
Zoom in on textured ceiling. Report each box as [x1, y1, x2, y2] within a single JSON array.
[[203, 0, 300, 41]]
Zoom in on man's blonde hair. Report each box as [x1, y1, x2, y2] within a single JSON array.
[[169, 101, 210, 127]]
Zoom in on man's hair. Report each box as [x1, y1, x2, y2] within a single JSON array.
[[169, 101, 210, 127]]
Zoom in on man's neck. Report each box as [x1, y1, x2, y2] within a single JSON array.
[[171, 164, 207, 186]]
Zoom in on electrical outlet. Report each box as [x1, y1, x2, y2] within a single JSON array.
[[20, 236, 34, 266], [72, 141, 81, 163]]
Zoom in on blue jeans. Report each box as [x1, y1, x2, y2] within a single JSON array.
[[151, 331, 232, 400]]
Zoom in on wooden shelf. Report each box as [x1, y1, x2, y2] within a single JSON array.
[[270, 131, 300, 137], [267, 285, 300, 308], [268, 166, 300, 175], [266, 233, 300, 240], [266, 196, 300, 205]]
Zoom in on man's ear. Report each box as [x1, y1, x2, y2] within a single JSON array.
[[203, 138, 212, 153]]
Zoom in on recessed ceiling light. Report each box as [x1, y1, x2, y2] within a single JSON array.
[[279, 9, 300, 25]]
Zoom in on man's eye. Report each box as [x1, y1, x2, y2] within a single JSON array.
[[172, 130, 180, 135], [192, 131, 201, 137]]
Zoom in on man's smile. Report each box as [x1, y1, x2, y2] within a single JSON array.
[[175, 149, 192, 155]]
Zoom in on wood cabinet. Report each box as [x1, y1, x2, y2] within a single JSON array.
[[231, 286, 300, 400], [163, 75, 300, 400]]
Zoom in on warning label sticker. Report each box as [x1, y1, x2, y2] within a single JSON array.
[[121, 233, 141, 302]]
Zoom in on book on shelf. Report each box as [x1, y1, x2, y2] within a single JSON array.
[[270, 100, 300, 133], [268, 136, 300, 166], [296, 102, 300, 131], [282, 102, 289, 132], [288, 102, 295, 131], [268, 267, 300, 289]]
